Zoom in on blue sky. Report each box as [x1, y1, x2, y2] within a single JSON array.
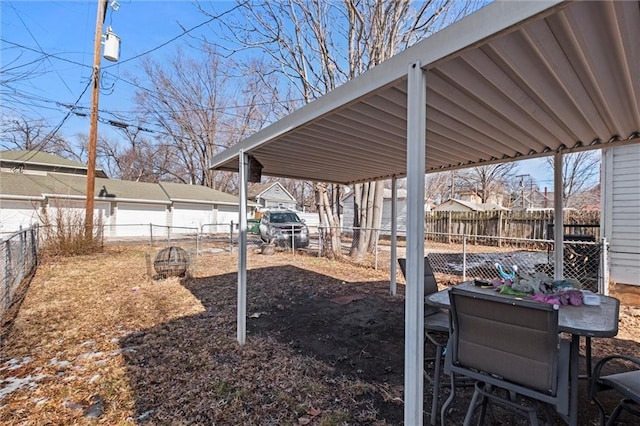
[[1, 0, 234, 140], [1, 1, 570, 190]]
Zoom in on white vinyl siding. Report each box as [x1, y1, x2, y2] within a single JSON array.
[[603, 145, 640, 286]]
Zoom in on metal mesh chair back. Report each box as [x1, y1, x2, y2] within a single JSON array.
[[397, 257, 439, 296], [450, 287, 560, 395]]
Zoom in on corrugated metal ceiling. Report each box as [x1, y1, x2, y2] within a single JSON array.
[[210, 0, 640, 185]]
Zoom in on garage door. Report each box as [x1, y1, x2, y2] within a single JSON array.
[[46, 199, 109, 230], [0, 200, 41, 234], [172, 203, 213, 234], [212, 205, 239, 234], [115, 203, 167, 237]]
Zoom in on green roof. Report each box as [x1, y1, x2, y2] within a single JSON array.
[[1, 150, 89, 169], [1, 169, 246, 206], [159, 182, 241, 204], [51, 174, 170, 203], [0, 172, 49, 199]]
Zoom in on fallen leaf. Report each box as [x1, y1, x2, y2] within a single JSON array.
[[308, 407, 321, 417]]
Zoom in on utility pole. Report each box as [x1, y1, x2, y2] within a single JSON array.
[[85, 0, 109, 239], [516, 174, 529, 210]]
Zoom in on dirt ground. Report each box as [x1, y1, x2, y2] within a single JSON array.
[[1, 246, 639, 425]]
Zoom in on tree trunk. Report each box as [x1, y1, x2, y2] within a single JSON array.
[[316, 183, 342, 259]]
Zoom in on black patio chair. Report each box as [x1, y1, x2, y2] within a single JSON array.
[[398, 256, 449, 426], [590, 354, 640, 425], [445, 287, 570, 426]]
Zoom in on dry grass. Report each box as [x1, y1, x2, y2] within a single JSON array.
[[1, 245, 639, 425]]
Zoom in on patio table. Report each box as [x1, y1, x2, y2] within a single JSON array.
[[426, 281, 620, 426]]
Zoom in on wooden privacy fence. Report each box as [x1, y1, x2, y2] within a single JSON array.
[[425, 210, 600, 241]]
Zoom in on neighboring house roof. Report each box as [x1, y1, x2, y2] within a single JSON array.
[[51, 174, 171, 204], [0, 150, 108, 178], [0, 171, 252, 206], [433, 199, 485, 212], [0, 172, 49, 200], [248, 182, 296, 203], [479, 203, 510, 211], [0, 150, 247, 207], [247, 182, 274, 199], [160, 182, 254, 206]]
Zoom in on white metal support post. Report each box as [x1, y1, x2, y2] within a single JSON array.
[[237, 150, 248, 344], [390, 176, 398, 295], [554, 152, 564, 280], [404, 61, 426, 426]]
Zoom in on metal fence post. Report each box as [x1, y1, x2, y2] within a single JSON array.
[[462, 233, 467, 282], [18, 228, 26, 283], [230, 221, 234, 253], [599, 237, 609, 295], [4, 239, 10, 311], [374, 228, 379, 270], [149, 224, 153, 246]]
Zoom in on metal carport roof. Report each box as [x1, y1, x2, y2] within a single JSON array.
[[211, 0, 639, 184], [210, 1, 640, 425]]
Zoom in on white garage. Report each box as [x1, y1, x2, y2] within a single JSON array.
[[171, 203, 213, 234], [213, 205, 240, 234], [0, 199, 41, 235], [115, 202, 168, 237], [47, 199, 110, 228]]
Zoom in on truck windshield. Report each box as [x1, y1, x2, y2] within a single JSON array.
[[271, 212, 301, 223]]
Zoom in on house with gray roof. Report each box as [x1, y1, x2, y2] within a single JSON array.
[[433, 198, 510, 212], [248, 182, 297, 210], [0, 150, 253, 237]]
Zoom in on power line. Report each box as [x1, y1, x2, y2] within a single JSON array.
[[10, 79, 93, 165], [8, 3, 76, 97], [102, 1, 247, 69], [0, 38, 93, 70]]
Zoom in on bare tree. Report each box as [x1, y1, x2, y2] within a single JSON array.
[[203, 0, 482, 259], [425, 171, 453, 205], [94, 128, 179, 182], [545, 151, 601, 205], [132, 46, 279, 189], [0, 116, 70, 154], [455, 163, 517, 204]]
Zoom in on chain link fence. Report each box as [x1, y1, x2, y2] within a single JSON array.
[[1, 226, 39, 321], [316, 226, 607, 293]]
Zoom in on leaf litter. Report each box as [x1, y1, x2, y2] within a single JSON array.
[[1, 245, 639, 425]]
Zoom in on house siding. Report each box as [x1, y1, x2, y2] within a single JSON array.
[[602, 145, 640, 286], [259, 184, 296, 209], [341, 194, 407, 231]]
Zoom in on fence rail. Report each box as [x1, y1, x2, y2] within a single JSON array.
[[1, 226, 39, 320], [317, 225, 607, 293], [425, 210, 600, 240], [0, 221, 609, 321]]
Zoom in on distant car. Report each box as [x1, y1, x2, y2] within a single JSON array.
[[259, 210, 309, 248]]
